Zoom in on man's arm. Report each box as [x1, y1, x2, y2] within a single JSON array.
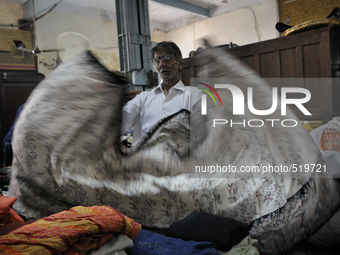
[[121, 93, 142, 135]]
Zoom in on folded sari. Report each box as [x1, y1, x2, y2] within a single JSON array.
[[0, 206, 141, 254]]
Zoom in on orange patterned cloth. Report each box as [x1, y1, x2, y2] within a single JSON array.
[[0, 206, 141, 254], [0, 194, 24, 226]]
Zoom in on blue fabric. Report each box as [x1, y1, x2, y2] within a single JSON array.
[[3, 104, 25, 165], [125, 229, 221, 255]]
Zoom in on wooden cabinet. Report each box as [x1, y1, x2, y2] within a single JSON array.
[[0, 70, 44, 165], [182, 24, 340, 124]]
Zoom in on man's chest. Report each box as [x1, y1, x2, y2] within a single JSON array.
[[141, 91, 189, 122]]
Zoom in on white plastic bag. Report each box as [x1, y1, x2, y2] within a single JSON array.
[[310, 117, 340, 178]]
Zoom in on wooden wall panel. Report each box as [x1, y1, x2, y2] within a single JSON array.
[[280, 48, 296, 78], [182, 24, 340, 124], [181, 67, 192, 87], [259, 52, 275, 78], [240, 56, 254, 70], [302, 44, 321, 78], [2, 85, 35, 133]]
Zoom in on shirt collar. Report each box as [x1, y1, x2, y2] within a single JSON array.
[[155, 80, 185, 94]]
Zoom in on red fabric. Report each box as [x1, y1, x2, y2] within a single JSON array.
[[0, 194, 23, 226]]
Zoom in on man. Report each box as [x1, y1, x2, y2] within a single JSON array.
[[121, 41, 191, 144]]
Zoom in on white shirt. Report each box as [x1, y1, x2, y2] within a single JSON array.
[[121, 80, 191, 143]]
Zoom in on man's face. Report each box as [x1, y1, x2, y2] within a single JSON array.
[[154, 50, 183, 84]]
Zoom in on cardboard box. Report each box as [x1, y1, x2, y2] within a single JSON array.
[[0, 28, 35, 70]]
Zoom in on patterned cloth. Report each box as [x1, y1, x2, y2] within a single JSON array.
[[0, 206, 141, 254], [8, 50, 340, 255]]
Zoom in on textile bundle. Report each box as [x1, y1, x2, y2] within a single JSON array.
[[0, 205, 141, 254], [9, 48, 340, 255]]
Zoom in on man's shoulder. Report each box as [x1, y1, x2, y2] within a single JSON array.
[[140, 87, 159, 96], [141, 84, 163, 95]]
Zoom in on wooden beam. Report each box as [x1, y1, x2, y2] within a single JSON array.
[[24, 0, 60, 20], [151, 0, 210, 17]]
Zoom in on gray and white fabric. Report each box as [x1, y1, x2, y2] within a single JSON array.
[[9, 49, 340, 255]]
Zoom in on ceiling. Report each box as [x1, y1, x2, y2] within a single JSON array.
[[23, 0, 268, 32], [148, 0, 270, 31]]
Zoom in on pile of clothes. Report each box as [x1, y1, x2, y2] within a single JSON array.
[[0, 205, 258, 255]]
